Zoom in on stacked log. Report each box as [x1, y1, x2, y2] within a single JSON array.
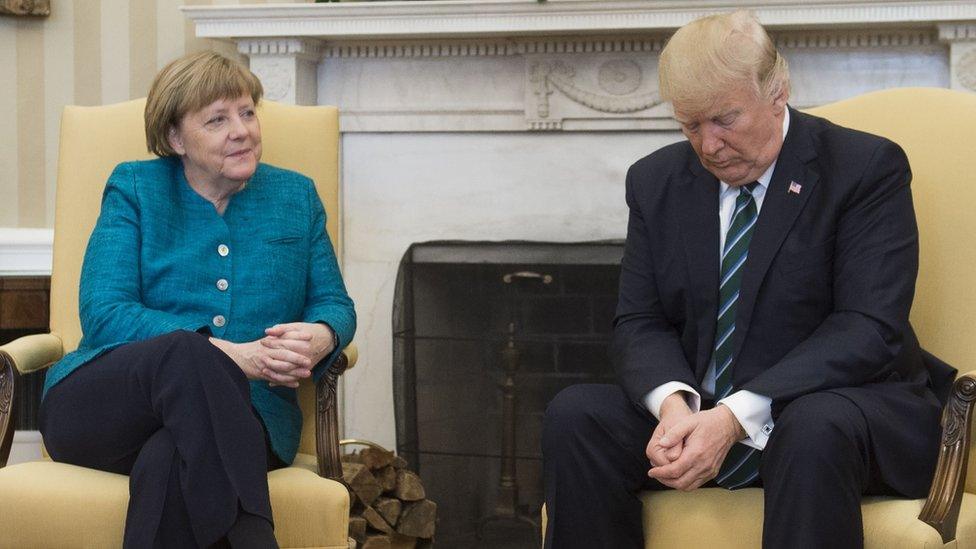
[[341, 448, 436, 548]]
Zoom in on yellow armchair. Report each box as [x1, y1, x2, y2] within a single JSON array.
[[0, 98, 356, 549], [543, 88, 976, 548]]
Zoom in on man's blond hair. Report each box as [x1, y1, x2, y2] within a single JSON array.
[[659, 10, 789, 113]]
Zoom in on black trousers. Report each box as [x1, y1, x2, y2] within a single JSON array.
[[40, 330, 278, 548], [542, 384, 904, 549]]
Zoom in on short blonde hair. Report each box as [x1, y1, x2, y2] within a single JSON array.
[[659, 10, 789, 114], [145, 51, 263, 157]]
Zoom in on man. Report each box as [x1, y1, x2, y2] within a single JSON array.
[[542, 10, 951, 549]]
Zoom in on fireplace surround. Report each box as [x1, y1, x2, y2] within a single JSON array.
[[175, 0, 976, 454]]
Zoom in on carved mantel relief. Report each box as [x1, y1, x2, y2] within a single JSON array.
[[240, 39, 323, 105], [940, 24, 976, 92], [526, 56, 666, 130], [525, 54, 668, 131]]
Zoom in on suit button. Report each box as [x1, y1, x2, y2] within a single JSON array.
[[216, 279, 229, 291], [213, 315, 226, 327], [217, 244, 229, 257]]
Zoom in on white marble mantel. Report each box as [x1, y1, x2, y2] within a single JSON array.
[[185, 0, 976, 39], [182, 0, 976, 450], [183, 1, 976, 130]]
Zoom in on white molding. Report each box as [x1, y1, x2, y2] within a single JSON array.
[[322, 36, 667, 59], [939, 22, 976, 42], [0, 229, 54, 277], [182, 1, 976, 41], [237, 38, 324, 61], [309, 29, 940, 59], [775, 28, 936, 49]]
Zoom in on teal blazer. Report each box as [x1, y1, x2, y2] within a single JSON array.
[[43, 156, 356, 464]]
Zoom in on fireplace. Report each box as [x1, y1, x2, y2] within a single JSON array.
[[177, 0, 976, 506], [392, 241, 622, 546]]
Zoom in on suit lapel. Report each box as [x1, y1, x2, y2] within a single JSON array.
[[731, 109, 819, 360], [678, 160, 722, 379]]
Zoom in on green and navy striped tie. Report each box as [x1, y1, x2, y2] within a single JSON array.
[[713, 182, 762, 490]]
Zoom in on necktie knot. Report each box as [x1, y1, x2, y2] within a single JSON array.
[[739, 181, 760, 196]]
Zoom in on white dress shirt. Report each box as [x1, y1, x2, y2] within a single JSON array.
[[643, 109, 791, 450]]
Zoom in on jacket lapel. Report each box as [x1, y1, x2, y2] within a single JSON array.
[[678, 159, 722, 380], [731, 108, 819, 361]]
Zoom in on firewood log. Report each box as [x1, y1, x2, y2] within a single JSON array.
[[362, 505, 394, 534], [361, 534, 392, 549], [394, 470, 426, 501], [343, 462, 383, 506], [374, 497, 403, 526], [377, 465, 398, 493], [396, 499, 437, 539], [361, 447, 396, 470], [348, 516, 368, 544]]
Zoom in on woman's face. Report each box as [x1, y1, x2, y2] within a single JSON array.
[[168, 94, 262, 188]]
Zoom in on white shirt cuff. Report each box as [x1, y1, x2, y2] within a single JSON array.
[[643, 382, 701, 419], [718, 390, 774, 450]]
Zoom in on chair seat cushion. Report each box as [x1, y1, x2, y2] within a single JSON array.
[[0, 453, 349, 549], [641, 488, 976, 548]]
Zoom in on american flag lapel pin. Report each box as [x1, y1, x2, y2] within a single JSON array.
[[788, 181, 802, 195]]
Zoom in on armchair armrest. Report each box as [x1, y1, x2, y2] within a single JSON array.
[[0, 333, 64, 468], [0, 333, 64, 375], [918, 370, 976, 543], [343, 344, 358, 370], [314, 344, 357, 479]]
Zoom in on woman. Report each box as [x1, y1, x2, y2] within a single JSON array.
[[38, 51, 356, 548]]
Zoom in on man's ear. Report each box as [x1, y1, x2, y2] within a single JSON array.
[[772, 82, 790, 109], [167, 126, 185, 156]]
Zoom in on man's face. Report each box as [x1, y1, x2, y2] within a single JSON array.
[[673, 85, 788, 187]]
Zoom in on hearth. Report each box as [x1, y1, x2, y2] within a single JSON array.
[[392, 241, 623, 547]]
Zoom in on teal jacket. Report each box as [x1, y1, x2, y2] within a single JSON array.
[[43, 156, 356, 464]]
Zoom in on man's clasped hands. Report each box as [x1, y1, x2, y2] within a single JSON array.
[[646, 392, 747, 491]]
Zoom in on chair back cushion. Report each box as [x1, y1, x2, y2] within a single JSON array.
[[807, 87, 976, 490], [52, 99, 341, 457]]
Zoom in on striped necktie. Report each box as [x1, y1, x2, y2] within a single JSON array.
[[713, 182, 761, 490]]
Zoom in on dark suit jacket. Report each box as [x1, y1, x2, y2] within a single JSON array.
[[610, 107, 950, 497]]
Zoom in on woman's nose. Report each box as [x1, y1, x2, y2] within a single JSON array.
[[227, 115, 248, 139]]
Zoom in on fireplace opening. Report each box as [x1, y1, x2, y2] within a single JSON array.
[[392, 241, 623, 547]]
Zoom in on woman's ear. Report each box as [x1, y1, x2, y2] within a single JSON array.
[[167, 126, 185, 156]]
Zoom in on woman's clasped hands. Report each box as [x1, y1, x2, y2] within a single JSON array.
[[210, 322, 336, 388]]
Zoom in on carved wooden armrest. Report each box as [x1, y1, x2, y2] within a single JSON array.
[[919, 371, 976, 543], [0, 354, 17, 469], [315, 346, 357, 480], [0, 333, 64, 469]]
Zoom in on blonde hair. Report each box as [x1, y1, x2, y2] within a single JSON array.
[[144, 51, 263, 157], [658, 10, 789, 114]]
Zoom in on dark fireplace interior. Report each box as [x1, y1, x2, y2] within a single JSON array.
[[393, 241, 623, 547]]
